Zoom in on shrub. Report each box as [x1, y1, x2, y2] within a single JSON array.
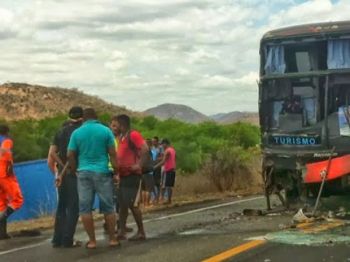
[[5, 113, 260, 175], [202, 145, 253, 192]]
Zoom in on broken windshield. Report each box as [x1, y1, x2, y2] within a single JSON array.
[[264, 78, 320, 132]]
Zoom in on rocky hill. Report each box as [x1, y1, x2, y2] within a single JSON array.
[[144, 103, 211, 123], [0, 82, 136, 121], [211, 111, 259, 125]]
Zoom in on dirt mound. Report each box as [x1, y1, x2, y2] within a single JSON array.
[[144, 103, 211, 123], [0, 82, 139, 120]]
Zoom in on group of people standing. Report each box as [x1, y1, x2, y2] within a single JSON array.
[[142, 136, 176, 208], [47, 106, 176, 249]]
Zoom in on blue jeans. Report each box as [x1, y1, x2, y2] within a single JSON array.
[[77, 171, 114, 215]]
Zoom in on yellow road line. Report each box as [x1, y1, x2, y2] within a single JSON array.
[[201, 240, 266, 262], [296, 221, 315, 229]]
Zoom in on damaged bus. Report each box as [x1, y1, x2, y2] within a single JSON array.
[[259, 21, 350, 209]]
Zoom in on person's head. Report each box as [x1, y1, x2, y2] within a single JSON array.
[[160, 138, 170, 149], [68, 106, 83, 121], [83, 108, 98, 121], [152, 136, 159, 147], [146, 138, 152, 147], [0, 124, 10, 136], [114, 114, 130, 134], [110, 115, 121, 137]]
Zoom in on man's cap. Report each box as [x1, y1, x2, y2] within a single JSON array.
[[160, 138, 170, 145], [68, 106, 83, 119]]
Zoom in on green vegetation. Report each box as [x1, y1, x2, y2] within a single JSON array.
[[2, 115, 260, 174]]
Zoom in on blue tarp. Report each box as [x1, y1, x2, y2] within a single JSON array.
[[9, 159, 100, 222], [9, 160, 57, 222]]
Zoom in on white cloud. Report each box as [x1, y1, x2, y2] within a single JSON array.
[[0, 8, 18, 38], [1, 0, 349, 115]]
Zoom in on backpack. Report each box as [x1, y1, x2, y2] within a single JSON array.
[[127, 131, 154, 173]]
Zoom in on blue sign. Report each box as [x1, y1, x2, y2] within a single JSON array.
[[269, 135, 320, 146]]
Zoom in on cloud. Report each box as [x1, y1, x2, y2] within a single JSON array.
[[1, 0, 349, 115], [0, 8, 18, 39]]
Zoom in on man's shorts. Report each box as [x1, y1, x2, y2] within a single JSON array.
[[142, 172, 155, 192], [164, 170, 176, 187], [77, 171, 114, 215], [117, 175, 142, 208]]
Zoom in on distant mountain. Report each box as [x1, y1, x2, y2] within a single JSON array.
[[0, 82, 138, 121], [211, 111, 259, 125], [144, 103, 211, 123]]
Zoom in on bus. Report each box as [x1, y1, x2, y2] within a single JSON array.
[[259, 21, 350, 209]]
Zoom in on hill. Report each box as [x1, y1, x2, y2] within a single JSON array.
[[0, 82, 137, 121], [211, 111, 259, 125], [144, 103, 211, 123]]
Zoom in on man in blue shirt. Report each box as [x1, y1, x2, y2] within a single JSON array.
[[67, 108, 119, 249]]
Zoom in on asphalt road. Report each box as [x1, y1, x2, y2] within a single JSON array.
[[1, 195, 350, 262]]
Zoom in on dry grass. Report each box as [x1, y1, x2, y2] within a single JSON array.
[[8, 215, 55, 233], [174, 166, 263, 203]]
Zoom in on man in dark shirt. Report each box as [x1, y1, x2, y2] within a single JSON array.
[[48, 106, 83, 248]]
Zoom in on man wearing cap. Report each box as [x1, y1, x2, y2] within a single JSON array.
[[0, 124, 23, 240], [48, 106, 83, 248], [154, 139, 176, 205]]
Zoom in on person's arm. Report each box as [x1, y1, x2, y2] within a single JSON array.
[[66, 132, 78, 175], [138, 142, 149, 168], [47, 145, 64, 174], [1, 139, 14, 176], [129, 131, 149, 171], [106, 130, 119, 180], [108, 146, 119, 182], [67, 150, 77, 174], [154, 149, 170, 169]]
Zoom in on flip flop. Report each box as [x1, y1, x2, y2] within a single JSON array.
[[109, 241, 121, 248], [85, 241, 96, 249], [115, 226, 133, 234], [116, 234, 127, 241], [63, 240, 82, 248], [128, 234, 146, 241]]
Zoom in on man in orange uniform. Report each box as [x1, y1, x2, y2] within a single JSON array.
[[0, 124, 24, 239]]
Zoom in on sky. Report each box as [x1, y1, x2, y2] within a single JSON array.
[[0, 0, 349, 115]]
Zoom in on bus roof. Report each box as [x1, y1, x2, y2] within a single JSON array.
[[262, 20, 350, 41]]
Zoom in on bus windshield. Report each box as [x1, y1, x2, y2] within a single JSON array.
[[260, 38, 350, 137]]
